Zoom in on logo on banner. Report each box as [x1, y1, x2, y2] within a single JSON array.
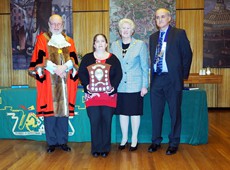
[[1, 105, 75, 136]]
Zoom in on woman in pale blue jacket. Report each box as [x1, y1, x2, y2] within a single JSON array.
[[110, 18, 149, 151]]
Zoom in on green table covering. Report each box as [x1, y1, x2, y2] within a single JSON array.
[[0, 87, 208, 145]]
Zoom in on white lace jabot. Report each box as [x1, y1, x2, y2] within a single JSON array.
[[48, 34, 71, 48]]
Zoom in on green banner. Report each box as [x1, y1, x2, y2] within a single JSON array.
[[0, 87, 208, 145]]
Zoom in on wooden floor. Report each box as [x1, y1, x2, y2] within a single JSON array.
[[1, 109, 230, 170]]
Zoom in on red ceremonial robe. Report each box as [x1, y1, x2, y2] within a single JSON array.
[[28, 32, 79, 117]]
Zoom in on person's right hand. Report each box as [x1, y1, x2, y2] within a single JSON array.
[[54, 65, 68, 77]]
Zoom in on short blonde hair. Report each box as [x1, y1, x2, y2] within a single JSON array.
[[118, 18, 136, 31]]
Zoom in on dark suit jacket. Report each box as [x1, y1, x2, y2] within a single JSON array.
[[149, 25, 193, 90]]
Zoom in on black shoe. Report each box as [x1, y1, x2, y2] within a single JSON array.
[[148, 143, 161, 153], [92, 152, 100, 157], [166, 146, 178, 155], [118, 142, 128, 150], [129, 143, 138, 151], [47, 145, 55, 153], [60, 144, 71, 152], [101, 152, 109, 158]]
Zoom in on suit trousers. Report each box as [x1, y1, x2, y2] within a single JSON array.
[[44, 116, 69, 146], [87, 106, 114, 153], [150, 73, 182, 147]]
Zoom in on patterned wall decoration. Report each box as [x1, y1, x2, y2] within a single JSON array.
[[109, 0, 176, 46], [10, 0, 73, 70], [203, 0, 230, 68]]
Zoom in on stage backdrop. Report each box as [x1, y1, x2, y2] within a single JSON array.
[[109, 0, 176, 46], [203, 0, 230, 68], [10, 0, 73, 70]]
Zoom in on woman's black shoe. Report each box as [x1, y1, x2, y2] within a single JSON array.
[[129, 143, 138, 151], [118, 142, 128, 150]]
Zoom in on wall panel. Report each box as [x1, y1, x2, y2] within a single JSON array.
[[73, 12, 109, 56], [176, 10, 204, 73], [73, 0, 109, 11], [0, 14, 12, 86], [0, 0, 10, 13], [73, 0, 109, 56], [176, 0, 204, 9], [215, 69, 230, 107]]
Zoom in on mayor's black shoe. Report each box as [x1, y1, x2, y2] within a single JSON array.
[[148, 143, 161, 152], [60, 144, 71, 152], [166, 146, 178, 155], [92, 152, 100, 157], [101, 152, 109, 158], [47, 145, 55, 153]]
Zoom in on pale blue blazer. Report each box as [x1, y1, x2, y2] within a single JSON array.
[[110, 38, 149, 93]]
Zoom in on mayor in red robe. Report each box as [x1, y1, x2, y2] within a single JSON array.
[[28, 14, 79, 153]]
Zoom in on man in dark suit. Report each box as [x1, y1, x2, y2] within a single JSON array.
[[148, 8, 192, 155]]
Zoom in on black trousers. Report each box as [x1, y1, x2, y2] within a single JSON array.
[[44, 116, 69, 146], [150, 74, 182, 147], [86, 106, 114, 153]]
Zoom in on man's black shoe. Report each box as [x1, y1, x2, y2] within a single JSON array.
[[47, 145, 55, 153], [148, 143, 161, 153], [166, 146, 178, 155], [60, 144, 71, 152]]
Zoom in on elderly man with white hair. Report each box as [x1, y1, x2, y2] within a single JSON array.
[[29, 14, 79, 153]]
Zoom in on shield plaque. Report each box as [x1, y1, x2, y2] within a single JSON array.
[[87, 63, 113, 93]]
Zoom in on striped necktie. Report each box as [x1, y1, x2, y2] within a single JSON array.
[[156, 31, 165, 74]]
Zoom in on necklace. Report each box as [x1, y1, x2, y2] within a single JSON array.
[[122, 49, 127, 54], [116, 39, 138, 58], [122, 43, 130, 57]]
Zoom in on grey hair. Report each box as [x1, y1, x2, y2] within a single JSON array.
[[118, 18, 136, 31], [156, 8, 171, 17]]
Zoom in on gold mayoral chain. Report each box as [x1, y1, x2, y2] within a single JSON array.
[[58, 48, 65, 66], [58, 49, 63, 54]]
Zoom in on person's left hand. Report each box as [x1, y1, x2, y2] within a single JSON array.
[[54, 65, 68, 77], [140, 87, 148, 97], [105, 87, 115, 96]]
